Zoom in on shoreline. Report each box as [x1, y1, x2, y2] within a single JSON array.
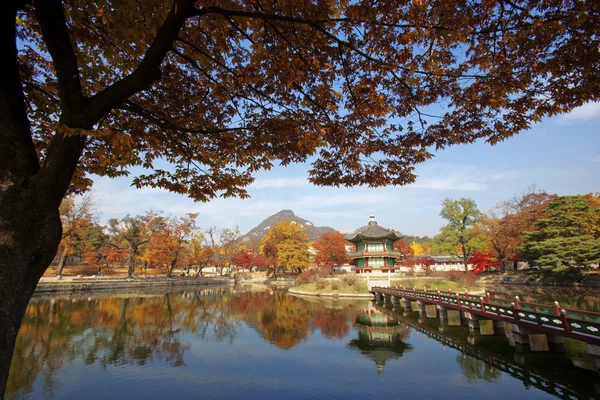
[[34, 277, 229, 294], [287, 288, 373, 299], [477, 272, 600, 289]]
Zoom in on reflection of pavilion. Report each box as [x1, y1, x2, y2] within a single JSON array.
[[348, 303, 412, 378]]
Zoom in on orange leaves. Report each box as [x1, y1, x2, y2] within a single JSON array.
[[313, 231, 350, 269], [16, 0, 600, 202]]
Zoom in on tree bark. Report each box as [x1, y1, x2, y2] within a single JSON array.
[[167, 254, 179, 278], [0, 3, 64, 396], [56, 245, 69, 275], [127, 246, 136, 278]]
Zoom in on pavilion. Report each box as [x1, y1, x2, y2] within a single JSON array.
[[345, 213, 402, 274]]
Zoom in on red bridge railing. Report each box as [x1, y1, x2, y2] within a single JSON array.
[[370, 286, 600, 343]]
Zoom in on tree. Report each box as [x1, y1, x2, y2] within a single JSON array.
[[410, 242, 425, 256], [261, 222, 310, 277], [232, 250, 253, 271], [313, 232, 351, 271], [520, 196, 600, 269], [3, 0, 600, 394], [434, 198, 482, 271], [188, 229, 213, 277], [214, 227, 242, 276], [107, 214, 155, 278], [467, 252, 496, 274], [144, 213, 197, 277], [393, 239, 414, 258], [55, 194, 97, 275], [476, 188, 554, 268]]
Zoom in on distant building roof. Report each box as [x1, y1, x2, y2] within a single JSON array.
[[345, 213, 402, 243]]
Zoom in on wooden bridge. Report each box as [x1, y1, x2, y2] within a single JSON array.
[[372, 303, 600, 400], [370, 286, 600, 346]]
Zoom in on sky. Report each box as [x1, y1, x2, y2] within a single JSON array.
[[91, 102, 600, 237]]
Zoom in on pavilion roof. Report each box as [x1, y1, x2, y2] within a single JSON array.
[[344, 213, 402, 243]]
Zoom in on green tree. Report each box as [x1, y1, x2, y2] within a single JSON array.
[[433, 198, 482, 271], [2, 0, 600, 394], [520, 196, 600, 270]]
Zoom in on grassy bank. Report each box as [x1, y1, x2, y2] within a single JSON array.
[[390, 278, 482, 292], [292, 280, 370, 295]]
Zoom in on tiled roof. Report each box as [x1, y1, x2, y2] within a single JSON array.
[[345, 224, 402, 242]]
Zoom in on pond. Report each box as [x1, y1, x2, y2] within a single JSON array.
[[6, 285, 600, 399]]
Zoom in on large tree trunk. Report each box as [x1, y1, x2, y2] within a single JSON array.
[[0, 4, 65, 396], [127, 247, 136, 278], [56, 245, 69, 275]]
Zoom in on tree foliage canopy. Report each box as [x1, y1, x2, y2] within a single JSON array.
[[520, 195, 600, 268], [261, 221, 310, 272], [433, 198, 482, 269], [313, 231, 350, 269], [12, 0, 600, 201]]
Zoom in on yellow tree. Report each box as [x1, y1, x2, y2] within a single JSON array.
[[261, 222, 310, 277], [411, 242, 425, 256], [3, 0, 600, 394]]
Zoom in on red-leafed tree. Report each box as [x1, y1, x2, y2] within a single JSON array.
[[393, 239, 414, 257], [313, 232, 351, 271], [250, 254, 269, 271], [232, 250, 253, 270], [467, 252, 497, 274]]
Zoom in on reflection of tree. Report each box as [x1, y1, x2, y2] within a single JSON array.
[[313, 308, 350, 339], [258, 294, 310, 349], [6, 290, 238, 399], [456, 355, 501, 383], [7, 289, 368, 398]]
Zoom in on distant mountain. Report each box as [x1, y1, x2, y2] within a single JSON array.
[[241, 210, 336, 242]]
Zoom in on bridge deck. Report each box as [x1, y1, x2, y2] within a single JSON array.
[[370, 286, 600, 345]]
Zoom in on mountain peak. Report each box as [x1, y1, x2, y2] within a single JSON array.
[[241, 210, 335, 241]]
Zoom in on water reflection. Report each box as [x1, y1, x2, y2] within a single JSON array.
[[6, 286, 600, 400], [348, 304, 412, 378]]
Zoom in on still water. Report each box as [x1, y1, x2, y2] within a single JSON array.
[[7, 286, 600, 399]]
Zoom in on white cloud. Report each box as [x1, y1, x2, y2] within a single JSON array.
[[556, 102, 600, 125], [407, 163, 515, 192], [593, 155, 600, 163]]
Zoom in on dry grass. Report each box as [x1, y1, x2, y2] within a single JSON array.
[[390, 278, 481, 292], [293, 280, 370, 294]]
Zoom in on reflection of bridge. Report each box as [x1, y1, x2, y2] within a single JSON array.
[[371, 286, 600, 345], [373, 303, 600, 400]]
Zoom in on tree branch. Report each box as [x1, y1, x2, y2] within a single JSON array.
[[34, 0, 85, 116], [88, 0, 200, 121]]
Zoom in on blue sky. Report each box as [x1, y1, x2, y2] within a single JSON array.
[[91, 102, 600, 237]]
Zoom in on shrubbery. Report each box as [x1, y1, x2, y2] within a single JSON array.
[[233, 272, 252, 281], [296, 268, 330, 284]]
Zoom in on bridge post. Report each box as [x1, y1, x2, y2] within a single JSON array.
[[462, 311, 494, 335], [505, 323, 551, 352], [586, 344, 600, 373]]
